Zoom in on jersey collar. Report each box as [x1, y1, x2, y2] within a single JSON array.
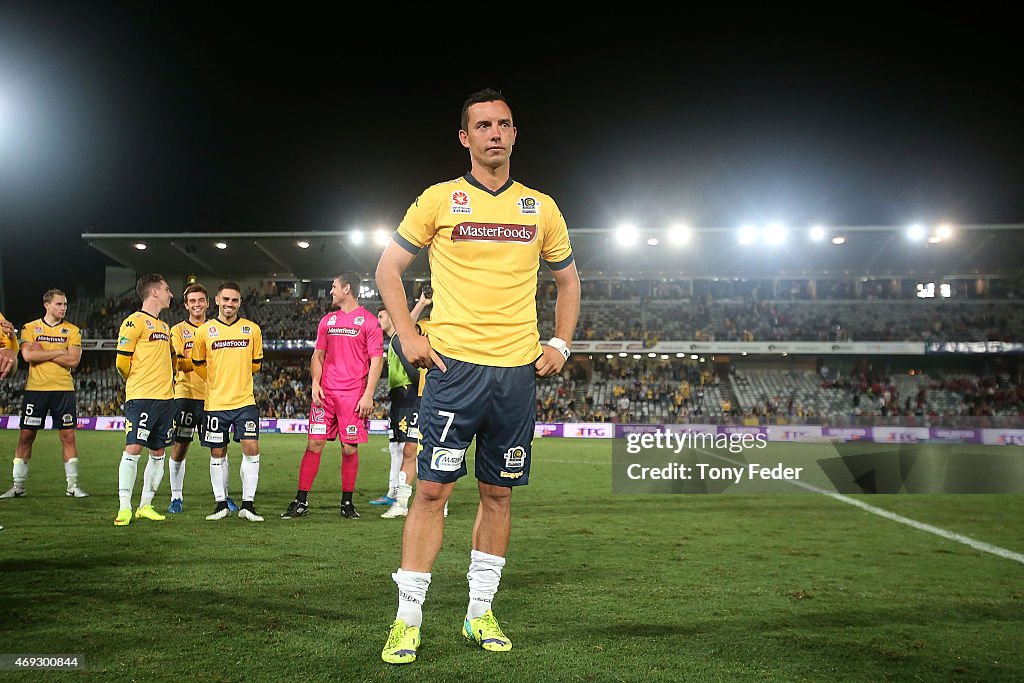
[[215, 316, 241, 326], [464, 173, 514, 197]]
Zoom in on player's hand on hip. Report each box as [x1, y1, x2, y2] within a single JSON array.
[[311, 383, 325, 407], [402, 334, 447, 372], [535, 346, 566, 378]]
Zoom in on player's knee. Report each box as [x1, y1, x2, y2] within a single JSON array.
[[415, 480, 450, 505], [58, 430, 76, 445], [306, 438, 326, 454], [18, 431, 37, 447]]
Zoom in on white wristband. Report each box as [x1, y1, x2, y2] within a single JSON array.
[[547, 337, 571, 360]]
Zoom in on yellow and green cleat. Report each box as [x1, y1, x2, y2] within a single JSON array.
[[381, 619, 420, 664], [114, 508, 132, 526], [463, 610, 512, 652], [134, 505, 166, 521]]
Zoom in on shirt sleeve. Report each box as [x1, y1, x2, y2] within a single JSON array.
[[20, 322, 36, 346], [366, 317, 384, 358], [395, 185, 443, 254], [314, 316, 328, 351], [190, 327, 206, 365], [170, 325, 184, 357], [540, 198, 574, 270], [252, 325, 263, 364], [68, 326, 82, 348], [117, 317, 140, 355]]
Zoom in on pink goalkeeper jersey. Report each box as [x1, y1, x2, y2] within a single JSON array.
[[315, 306, 384, 394]]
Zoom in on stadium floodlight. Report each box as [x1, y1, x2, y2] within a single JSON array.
[[134, 243, 147, 250], [646, 238, 659, 246], [618, 352, 627, 357], [764, 223, 787, 245], [606, 354, 614, 359], [927, 235, 941, 244], [906, 224, 926, 241], [676, 352, 686, 357], [296, 240, 310, 249], [632, 354, 642, 359], [809, 225, 826, 242], [667, 224, 691, 245], [648, 352, 657, 357], [831, 236, 846, 245], [737, 225, 758, 245], [350, 230, 364, 245], [936, 224, 954, 240], [215, 242, 227, 250], [690, 354, 699, 360], [373, 229, 390, 246], [614, 223, 639, 247], [660, 354, 669, 359], [698, 357, 706, 363]]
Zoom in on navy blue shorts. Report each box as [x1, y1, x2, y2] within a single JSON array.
[[124, 398, 176, 450], [20, 390, 77, 430], [417, 353, 536, 487], [201, 405, 259, 448], [173, 398, 205, 443], [389, 400, 421, 443]]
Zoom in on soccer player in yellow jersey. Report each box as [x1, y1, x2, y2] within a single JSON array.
[[0, 311, 18, 380], [190, 282, 265, 522], [1, 289, 88, 500], [113, 274, 175, 526], [376, 88, 580, 664], [0, 311, 17, 531], [166, 284, 237, 514]]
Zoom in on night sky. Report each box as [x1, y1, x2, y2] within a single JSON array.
[[1, 6, 1021, 322]]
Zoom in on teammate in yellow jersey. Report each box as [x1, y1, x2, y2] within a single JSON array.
[[190, 282, 265, 522], [1, 289, 88, 500], [113, 274, 175, 526], [166, 284, 237, 515], [376, 88, 580, 664], [0, 311, 18, 531], [0, 311, 18, 379]]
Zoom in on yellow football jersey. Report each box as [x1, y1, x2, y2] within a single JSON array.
[[21, 318, 81, 391], [171, 320, 207, 400], [191, 317, 263, 411], [117, 311, 174, 401], [396, 174, 574, 367], [0, 312, 17, 352]]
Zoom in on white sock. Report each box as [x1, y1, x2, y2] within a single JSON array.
[[222, 454, 231, 498], [387, 442, 403, 497], [13, 457, 29, 489], [169, 458, 186, 500], [117, 452, 140, 510], [395, 483, 413, 508], [241, 454, 260, 502], [466, 549, 505, 619], [64, 457, 79, 490], [139, 454, 165, 507], [210, 457, 226, 502], [393, 569, 432, 627]]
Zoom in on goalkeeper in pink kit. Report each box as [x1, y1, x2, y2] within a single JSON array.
[[281, 272, 384, 519]]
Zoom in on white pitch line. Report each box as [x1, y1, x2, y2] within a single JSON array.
[[697, 449, 1024, 565]]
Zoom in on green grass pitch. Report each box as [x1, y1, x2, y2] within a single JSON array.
[[0, 431, 1022, 682]]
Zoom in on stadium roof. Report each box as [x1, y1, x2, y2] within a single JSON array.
[[83, 224, 1024, 280]]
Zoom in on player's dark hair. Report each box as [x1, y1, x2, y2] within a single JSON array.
[[335, 272, 362, 297], [461, 87, 509, 131], [183, 283, 208, 301], [217, 281, 242, 295], [42, 288, 66, 304], [376, 305, 388, 315], [135, 275, 166, 302]]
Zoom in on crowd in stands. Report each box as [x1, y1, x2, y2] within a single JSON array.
[[54, 281, 1024, 346]]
